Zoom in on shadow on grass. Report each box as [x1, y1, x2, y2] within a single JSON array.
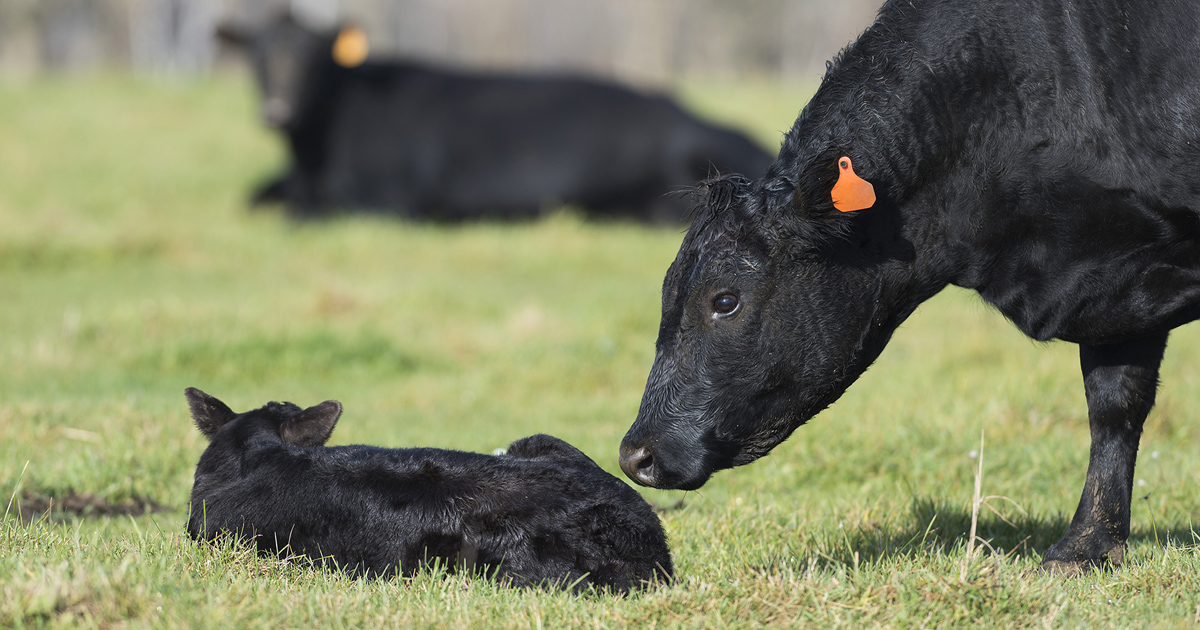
[[787, 496, 1198, 571]]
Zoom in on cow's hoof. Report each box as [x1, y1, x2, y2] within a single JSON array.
[[1040, 559, 1092, 577], [1040, 541, 1125, 576]]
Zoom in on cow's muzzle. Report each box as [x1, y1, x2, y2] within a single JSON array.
[[618, 443, 658, 487], [618, 433, 715, 491]]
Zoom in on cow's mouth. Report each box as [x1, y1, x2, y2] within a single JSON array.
[[617, 443, 658, 486], [618, 423, 744, 490], [618, 440, 715, 490], [262, 97, 294, 128]]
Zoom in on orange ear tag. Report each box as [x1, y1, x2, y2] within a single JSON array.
[[332, 27, 369, 68], [831, 156, 876, 212]]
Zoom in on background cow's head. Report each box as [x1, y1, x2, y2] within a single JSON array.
[[619, 164, 913, 490], [217, 13, 365, 130], [186, 387, 343, 447]]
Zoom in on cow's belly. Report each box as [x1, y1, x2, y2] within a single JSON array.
[[978, 238, 1200, 344], [957, 150, 1200, 344]]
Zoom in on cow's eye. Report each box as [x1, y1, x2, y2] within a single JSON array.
[[713, 294, 739, 315]]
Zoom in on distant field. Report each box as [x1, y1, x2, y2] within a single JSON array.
[[2, 74, 1198, 628]]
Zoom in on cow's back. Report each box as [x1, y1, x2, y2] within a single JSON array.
[[321, 64, 768, 220], [836, 0, 1200, 342]]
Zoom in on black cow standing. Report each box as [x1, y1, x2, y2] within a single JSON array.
[[216, 14, 773, 222], [185, 388, 672, 591], [619, 0, 1200, 574]]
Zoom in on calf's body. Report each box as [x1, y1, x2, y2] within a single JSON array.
[[185, 388, 671, 591], [619, 0, 1200, 574]]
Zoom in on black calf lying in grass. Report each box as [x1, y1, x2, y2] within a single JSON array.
[[184, 388, 672, 592]]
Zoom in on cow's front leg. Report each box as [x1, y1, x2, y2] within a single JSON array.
[[1042, 333, 1168, 574]]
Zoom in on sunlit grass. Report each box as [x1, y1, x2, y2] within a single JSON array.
[[2, 74, 1198, 628]]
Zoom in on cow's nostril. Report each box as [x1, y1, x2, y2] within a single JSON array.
[[619, 446, 658, 487]]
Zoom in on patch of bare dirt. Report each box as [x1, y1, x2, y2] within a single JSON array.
[[651, 498, 687, 513], [12, 489, 169, 521]]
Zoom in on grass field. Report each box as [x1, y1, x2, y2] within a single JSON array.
[[2, 73, 1199, 628]]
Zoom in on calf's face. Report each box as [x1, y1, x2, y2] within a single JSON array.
[[620, 178, 886, 490]]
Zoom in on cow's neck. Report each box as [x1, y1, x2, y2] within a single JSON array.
[[781, 12, 979, 205], [779, 0, 1200, 345], [766, 5, 1022, 368], [778, 6, 1019, 323]]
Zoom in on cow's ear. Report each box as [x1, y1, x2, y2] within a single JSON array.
[[186, 387, 236, 441], [332, 27, 369, 68], [786, 154, 874, 238], [280, 400, 342, 447], [215, 23, 249, 47], [830, 156, 875, 213]]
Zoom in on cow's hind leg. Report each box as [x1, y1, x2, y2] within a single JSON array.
[[1042, 333, 1168, 575]]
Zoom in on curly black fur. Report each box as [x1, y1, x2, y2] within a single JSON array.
[[622, 0, 1200, 571], [185, 388, 672, 592], [217, 13, 772, 222]]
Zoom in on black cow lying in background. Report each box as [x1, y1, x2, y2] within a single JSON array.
[[184, 387, 672, 592], [216, 14, 773, 222]]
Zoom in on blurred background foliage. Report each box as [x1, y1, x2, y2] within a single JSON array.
[[0, 0, 880, 83]]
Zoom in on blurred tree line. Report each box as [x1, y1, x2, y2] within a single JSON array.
[[0, 0, 880, 83]]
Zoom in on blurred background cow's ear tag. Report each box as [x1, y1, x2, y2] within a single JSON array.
[[831, 156, 875, 212], [333, 27, 369, 68]]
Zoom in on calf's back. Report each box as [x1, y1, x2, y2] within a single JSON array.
[[185, 388, 671, 591]]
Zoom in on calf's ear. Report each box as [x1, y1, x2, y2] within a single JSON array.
[[505, 434, 600, 469], [186, 387, 236, 441], [280, 401, 342, 447]]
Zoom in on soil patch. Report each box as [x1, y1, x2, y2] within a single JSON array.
[[11, 490, 170, 521], [651, 498, 687, 513]]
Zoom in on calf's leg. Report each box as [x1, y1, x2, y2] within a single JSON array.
[[1042, 333, 1167, 574]]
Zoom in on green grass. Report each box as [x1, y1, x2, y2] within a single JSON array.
[[2, 73, 1199, 628]]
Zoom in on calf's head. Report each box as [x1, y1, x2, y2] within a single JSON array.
[[620, 170, 903, 490], [217, 14, 367, 129], [186, 387, 343, 447]]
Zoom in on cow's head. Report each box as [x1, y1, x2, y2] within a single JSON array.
[[186, 387, 343, 447], [619, 163, 909, 490], [217, 14, 367, 130]]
